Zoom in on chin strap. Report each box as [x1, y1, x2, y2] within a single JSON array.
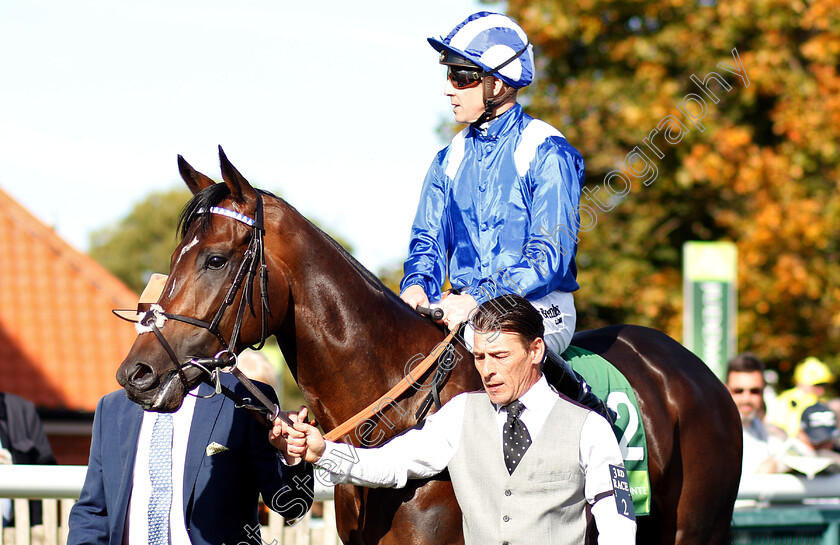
[[474, 40, 530, 125], [476, 81, 518, 125]]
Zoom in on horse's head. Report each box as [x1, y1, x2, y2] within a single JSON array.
[[116, 147, 289, 411]]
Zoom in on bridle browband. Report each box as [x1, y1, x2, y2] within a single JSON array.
[[138, 192, 280, 419]]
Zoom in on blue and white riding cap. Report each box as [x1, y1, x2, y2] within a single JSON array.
[[428, 11, 534, 89]]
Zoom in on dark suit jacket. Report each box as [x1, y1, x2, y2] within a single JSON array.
[[0, 392, 57, 526], [67, 374, 314, 545], [0, 392, 56, 466]]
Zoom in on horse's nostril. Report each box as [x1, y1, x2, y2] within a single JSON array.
[[128, 362, 156, 389]]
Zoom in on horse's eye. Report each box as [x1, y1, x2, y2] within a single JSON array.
[[206, 255, 227, 270]]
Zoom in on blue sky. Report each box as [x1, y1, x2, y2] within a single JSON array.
[[0, 0, 487, 273]]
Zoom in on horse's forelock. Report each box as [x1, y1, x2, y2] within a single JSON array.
[[177, 183, 231, 239]]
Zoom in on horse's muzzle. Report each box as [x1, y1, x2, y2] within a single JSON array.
[[117, 362, 204, 412]]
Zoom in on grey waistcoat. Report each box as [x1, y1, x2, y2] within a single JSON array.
[[447, 392, 590, 545]]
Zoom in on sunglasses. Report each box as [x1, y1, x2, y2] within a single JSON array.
[[447, 67, 483, 89], [731, 388, 763, 395]]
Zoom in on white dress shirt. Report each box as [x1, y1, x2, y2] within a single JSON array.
[[318, 376, 636, 543], [125, 390, 197, 545], [742, 417, 785, 474]]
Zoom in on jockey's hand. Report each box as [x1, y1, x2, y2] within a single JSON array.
[[439, 293, 478, 331], [269, 405, 313, 465], [400, 284, 430, 312]]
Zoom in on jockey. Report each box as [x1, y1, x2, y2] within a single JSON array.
[[400, 11, 610, 419], [769, 356, 836, 437]]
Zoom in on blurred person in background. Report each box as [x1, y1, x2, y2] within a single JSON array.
[[0, 391, 57, 527], [827, 397, 840, 451], [774, 402, 840, 477], [770, 357, 835, 437], [233, 349, 281, 395], [797, 403, 840, 455], [725, 354, 785, 474]]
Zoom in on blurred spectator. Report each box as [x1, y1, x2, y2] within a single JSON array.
[[0, 391, 57, 527], [233, 349, 281, 394], [799, 403, 840, 452], [827, 397, 840, 420], [827, 397, 840, 450], [763, 368, 780, 414], [726, 353, 785, 474], [776, 402, 840, 477], [770, 357, 835, 437]]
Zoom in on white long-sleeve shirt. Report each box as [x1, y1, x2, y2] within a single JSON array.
[[317, 376, 636, 544]]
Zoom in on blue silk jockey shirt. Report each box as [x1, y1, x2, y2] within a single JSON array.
[[401, 103, 585, 304]]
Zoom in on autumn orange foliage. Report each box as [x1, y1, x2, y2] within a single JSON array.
[[497, 0, 840, 380]]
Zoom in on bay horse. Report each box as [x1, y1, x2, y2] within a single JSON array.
[[116, 147, 742, 545]]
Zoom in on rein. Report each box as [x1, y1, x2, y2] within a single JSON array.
[[324, 326, 460, 442]]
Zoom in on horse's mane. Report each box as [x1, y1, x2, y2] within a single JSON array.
[[177, 184, 394, 296], [306, 213, 391, 294]]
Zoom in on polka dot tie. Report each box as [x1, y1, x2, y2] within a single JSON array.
[[502, 400, 531, 475], [148, 413, 173, 545]]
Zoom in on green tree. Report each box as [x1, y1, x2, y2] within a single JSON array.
[[496, 0, 840, 377], [89, 188, 190, 293], [378, 262, 404, 295]]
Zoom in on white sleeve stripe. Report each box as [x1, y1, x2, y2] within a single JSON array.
[[444, 128, 469, 179], [514, 119, 566, 177]]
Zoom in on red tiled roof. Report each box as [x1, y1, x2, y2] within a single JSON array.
[[0, 186, 139, 412]]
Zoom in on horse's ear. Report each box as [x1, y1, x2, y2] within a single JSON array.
[[178, 155, 216, 195], [218, 145, 257, 203]]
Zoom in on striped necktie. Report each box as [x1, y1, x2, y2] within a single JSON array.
[[148, 413, 173, 545]]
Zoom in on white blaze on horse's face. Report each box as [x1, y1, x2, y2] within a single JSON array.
[[167, 236, 197, 301], [176, 236, 200, 266]]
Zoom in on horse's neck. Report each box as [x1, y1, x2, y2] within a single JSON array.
[[269, 209, 446, 429]]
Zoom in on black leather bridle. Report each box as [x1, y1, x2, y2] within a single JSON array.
[[136, 192, 286, 423]]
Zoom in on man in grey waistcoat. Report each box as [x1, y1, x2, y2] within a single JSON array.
[[274, 294, 636, 544]]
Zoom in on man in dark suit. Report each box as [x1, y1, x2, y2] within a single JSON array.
[[68, 373, 313, 545], [0, 391, 57, 526]]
